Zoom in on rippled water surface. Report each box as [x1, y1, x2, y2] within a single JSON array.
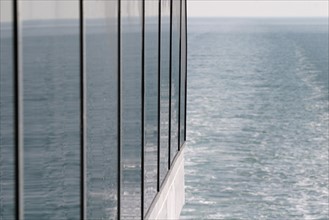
[[181, 18, 328, 219]]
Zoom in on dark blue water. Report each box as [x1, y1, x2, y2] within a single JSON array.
[[181, 18, 329, 219]]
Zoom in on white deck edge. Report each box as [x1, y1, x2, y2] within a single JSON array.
[[145, 144, 186, 220]]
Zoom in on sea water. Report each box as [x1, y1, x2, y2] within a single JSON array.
[[0, 17, 328, 219], [180, 18, 328, 219]]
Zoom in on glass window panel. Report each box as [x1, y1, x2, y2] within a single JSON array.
[[180, 0, 186, 146], [85, 1, 118, 219], [159, 0, 170, 187], [121, 0, 142, 219], [0, 1, 15, 218], [21, 1, 80, 219], [170, 0, 180, 164], [144, 0, 159, 215]]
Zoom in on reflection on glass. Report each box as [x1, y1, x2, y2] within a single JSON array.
[[121, 0, 142, 219], [171, 0, 180, 164], [159, 0, 170, 187], [22, 1, 80, 218], [144, 0, 159, 215], [0, 1, 15, 218], [180, 0, 186, 146], [85, 1, 118, 219]]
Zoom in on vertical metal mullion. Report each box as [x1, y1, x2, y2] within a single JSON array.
[[157, 0, 162, 193], [13, 0, 23, 219], [117, 0, 121, 218], [141, 0, 146, 218], [168, 0, 173, 170], [79, 0, 87, 219], [184, 0, 187, 142], [178, 0, 182, 151]]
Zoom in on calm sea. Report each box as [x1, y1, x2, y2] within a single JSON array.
[[0, 17, 328, 219], [181, 18, 328, 219]]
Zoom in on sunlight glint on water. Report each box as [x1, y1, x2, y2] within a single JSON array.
[[181, 18, 329, 219]]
